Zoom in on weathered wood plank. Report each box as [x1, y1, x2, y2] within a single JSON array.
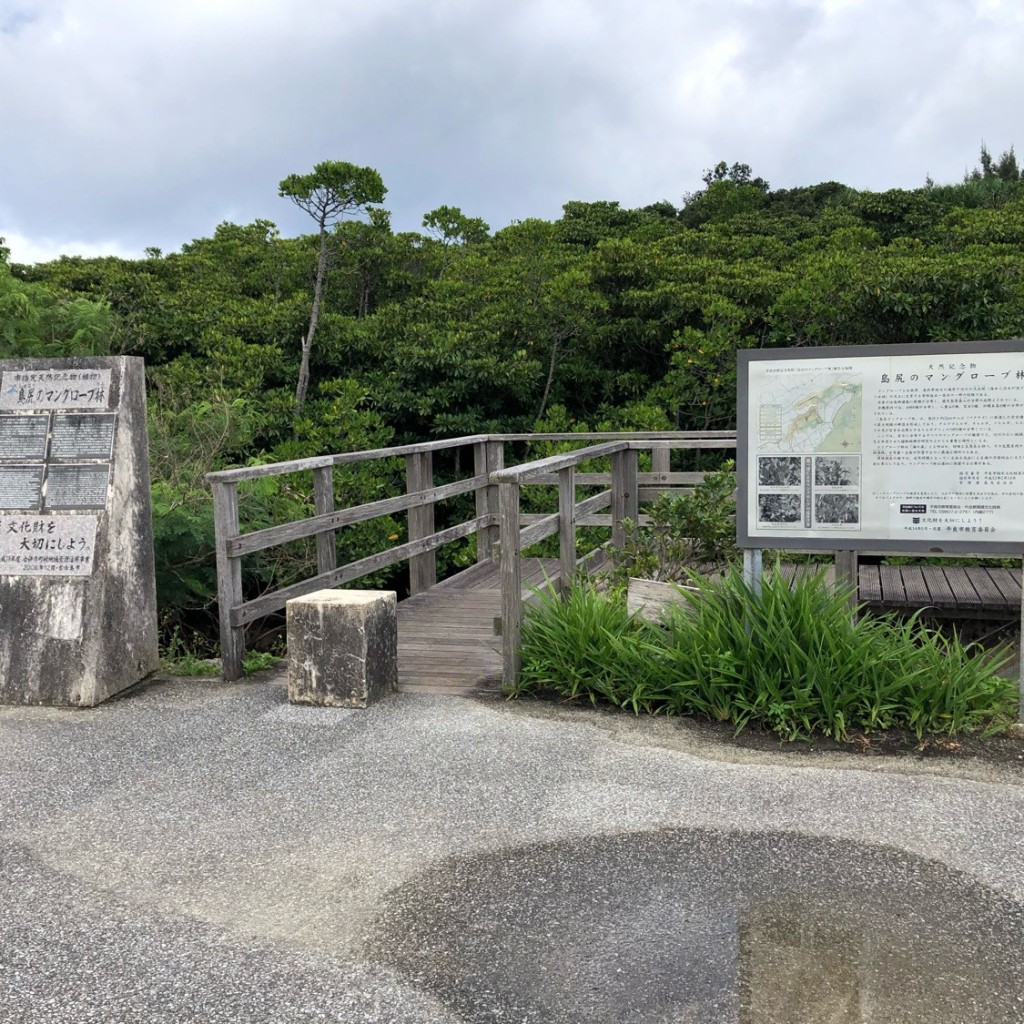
[[635, 438, 737, 451], [519, 513, 560, 550], [407, 451, 436, 594], [626, 577, 699, 622], [499, 481, 523, 688], [208, 434, 491, 483], [921, 566, 958, 610], [963, 566, 1012, 611], [987, 566, 1022, 605], [834, 550, 858, 611], [312, 465, 336, 575], [651, 447, 670, 476], [898, 566, 933, 608], [492, 441, 629, 484], [493, 431, 736, 442], [228, 475, 487, 556], [211, 479, 245, 681], [611, 448, 638, 548], [234, 518, 482, 625], [520, 558, 560, 588], [531, 471, 705, 486], [558, 466, 575, 594], [475, 440, 504, 562], [878, 565, 907, 606], [432, 560, 496, 591], [943, 565, 980, 609], [858, 565, 882, 603], [575, 489, 612, 519]]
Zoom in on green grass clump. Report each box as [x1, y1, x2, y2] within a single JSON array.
[[512, 570, 1015, 741], [160, 628, 283, 678]]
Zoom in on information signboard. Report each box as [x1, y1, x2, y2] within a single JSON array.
[[737, 340, 1024, 553]]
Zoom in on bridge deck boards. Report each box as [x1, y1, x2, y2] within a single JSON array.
[[397, 558, 1021, 695], [398, 558, 557, 695]]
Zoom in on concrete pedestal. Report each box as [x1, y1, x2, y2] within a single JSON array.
[[287, 589, 397, 707]]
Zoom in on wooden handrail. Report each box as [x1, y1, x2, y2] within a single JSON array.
[[208, 430, 738, 680], [207, 434, 491, 483], [490, 440, 630, 483], [494, 433, 737, 688], [205, 431, 733, 483], [227, 475, 488, 557]]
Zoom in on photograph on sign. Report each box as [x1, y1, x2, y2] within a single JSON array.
[[737, 340, 1024, 553]]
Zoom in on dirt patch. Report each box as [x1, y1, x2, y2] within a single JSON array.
[[664, 706, 1024, 765]]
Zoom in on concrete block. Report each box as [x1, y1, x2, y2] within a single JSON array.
[[287, 589, 397, 708]]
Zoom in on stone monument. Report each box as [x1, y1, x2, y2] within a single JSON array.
[[0, 356, 158, 705]]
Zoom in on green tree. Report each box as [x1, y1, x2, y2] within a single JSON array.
[[967, 143, 1022, 183], [422, 205, 490, 278], [679, 162, 770, 228], [0, 260, 114, 356], [278, 160, 387, 409]]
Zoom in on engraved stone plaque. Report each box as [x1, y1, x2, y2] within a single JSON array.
[[44, 464, 110, 510], [1, 369, 111, 410], [0, 465, 44, 510], [0, 514, 97, 575], [50, 413, 117, 460], [0, 415, 49, 460]]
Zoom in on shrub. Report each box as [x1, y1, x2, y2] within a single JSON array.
[[513, 570, 1015, 740], [610, 461, 739, 585]]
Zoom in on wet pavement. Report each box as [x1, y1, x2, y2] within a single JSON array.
[[1, 675, 1023, 1023], [372, 829, 1024, 1023]]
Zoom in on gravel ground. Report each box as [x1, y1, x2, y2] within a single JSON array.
[[1, 673, 1023, 1023]]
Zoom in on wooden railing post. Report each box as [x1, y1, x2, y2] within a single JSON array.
[[406, 451, 436, 594], [558, 466, 576, 595], [211, 479, 245, 680], [475, 439, 504, 562], [499, 480, 523, 688], [651, 446, 670, 479], [312, 465, 337, 575], [611, 448, 639, 548]]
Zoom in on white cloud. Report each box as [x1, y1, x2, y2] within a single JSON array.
[[2, 0, 1023, 258], [2, 230, 135, 265]]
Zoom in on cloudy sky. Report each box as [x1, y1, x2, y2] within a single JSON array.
[[2, 0, 1022, 264]]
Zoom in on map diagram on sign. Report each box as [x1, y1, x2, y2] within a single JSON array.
[[757, 372, 862, 454]]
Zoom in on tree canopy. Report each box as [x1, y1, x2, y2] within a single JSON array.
[[9, 147, 1024, 646]]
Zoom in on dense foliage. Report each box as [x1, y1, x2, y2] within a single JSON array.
[[4, 147, 1024, 644], [514, 573, 1016, 740]]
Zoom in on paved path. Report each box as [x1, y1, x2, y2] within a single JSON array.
[[1, 676, 1023, 1022]]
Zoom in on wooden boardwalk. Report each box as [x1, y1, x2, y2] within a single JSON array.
[[398, 558, 559, 694], [400, 559, 1023, 695], [778, 563, 1021, 619]]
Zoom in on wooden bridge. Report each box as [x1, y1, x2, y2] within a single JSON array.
[[207, 433, 1022, 695]]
